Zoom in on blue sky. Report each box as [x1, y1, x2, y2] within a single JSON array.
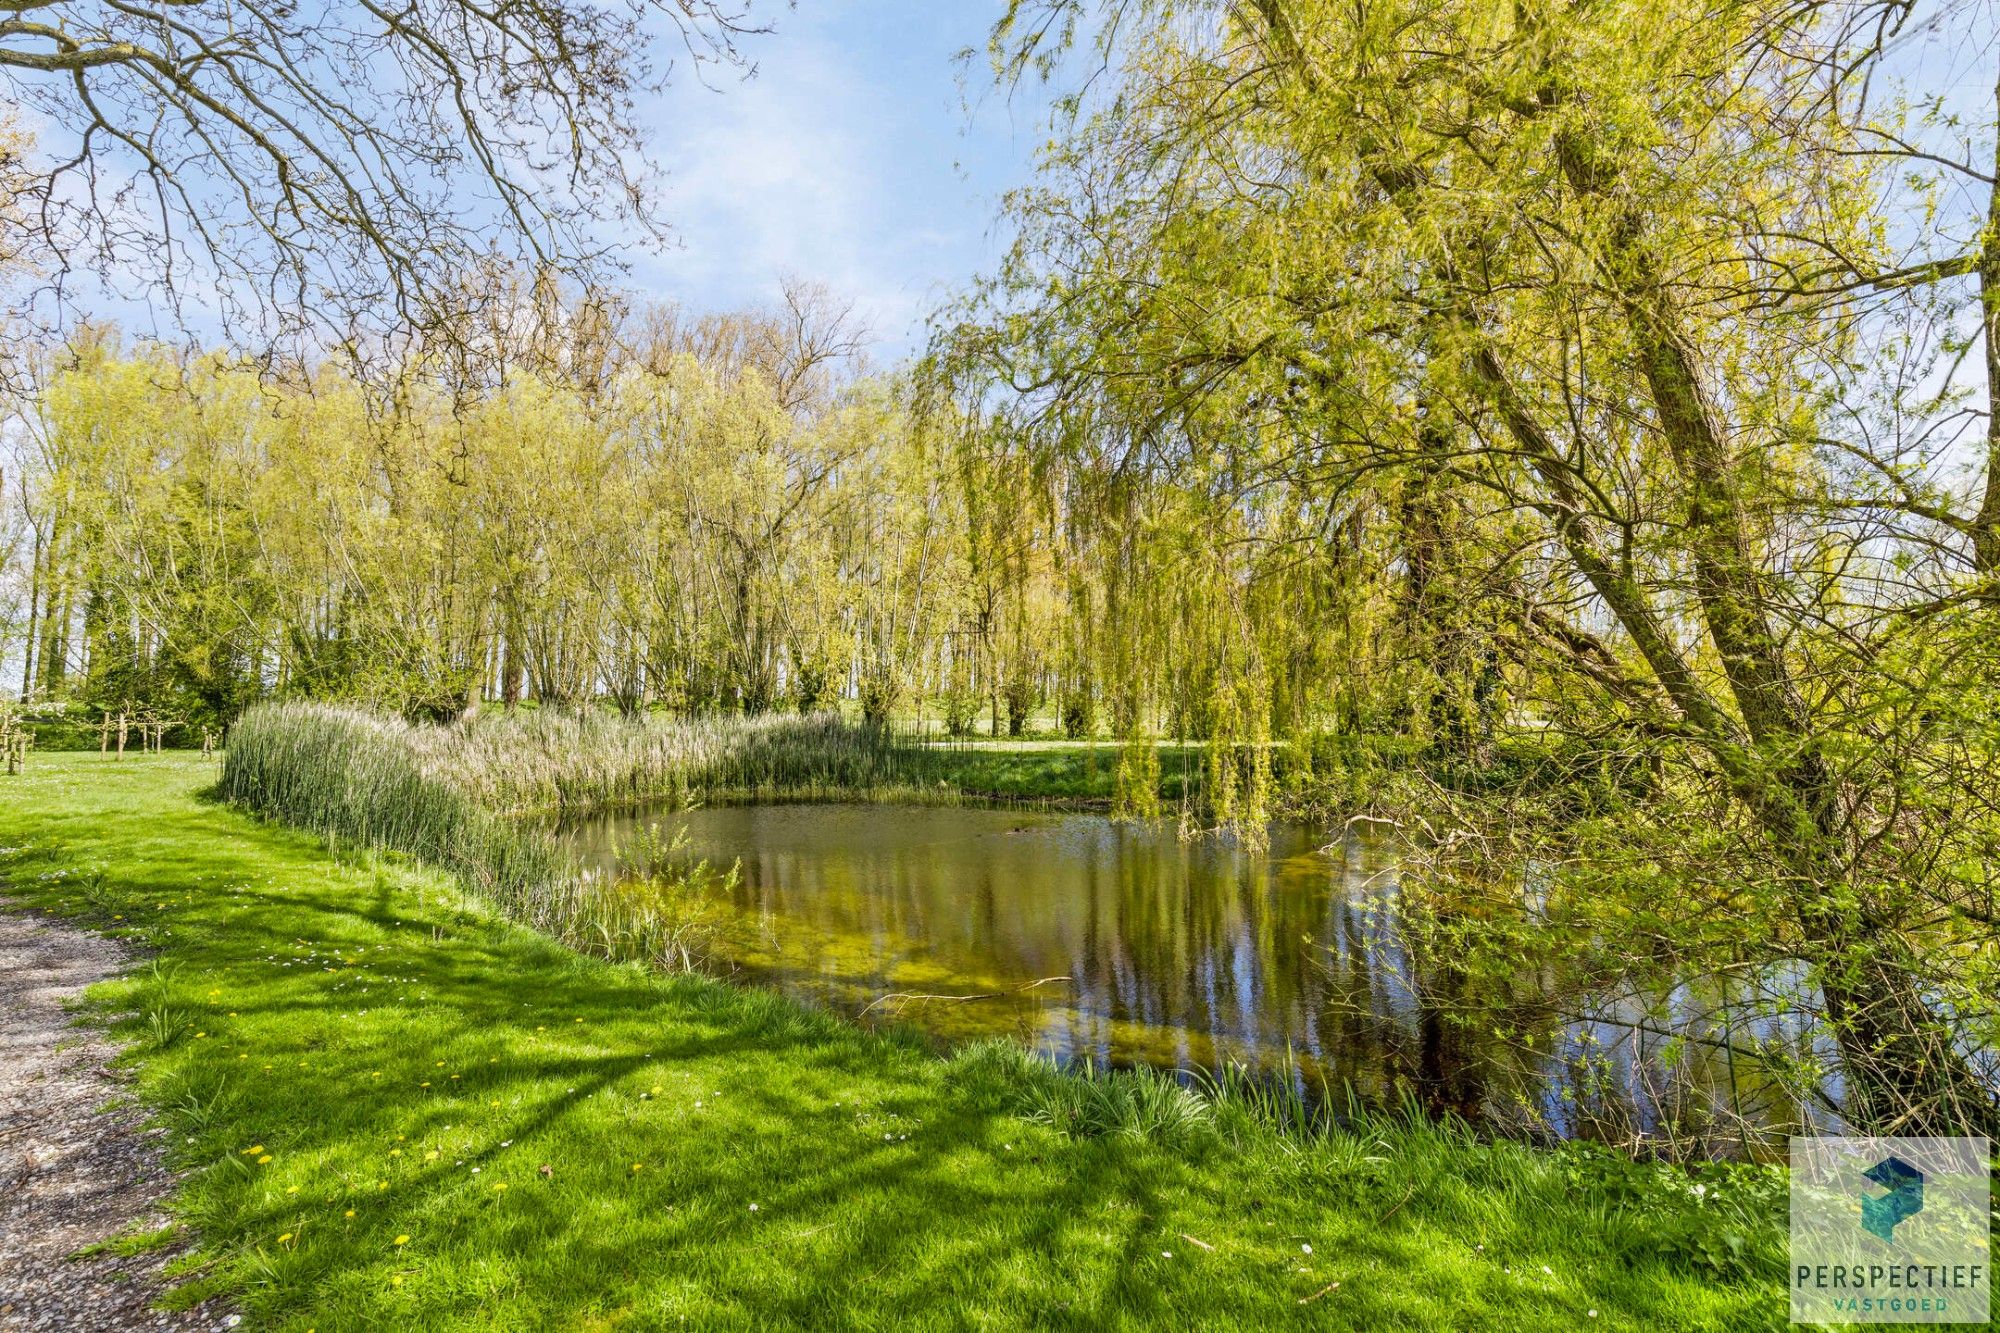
[[20, 2, 1043, 362], [633, 2, 1046, 360], [22, 2, 1992, 366]]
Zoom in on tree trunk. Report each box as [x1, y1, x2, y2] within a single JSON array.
[[18, 524, 40, 703], [1554, 126, 1992, 1133], [1973, 69, 2000, 586]]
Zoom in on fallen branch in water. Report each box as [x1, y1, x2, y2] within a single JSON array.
[[861, 976, 1072, 1016]]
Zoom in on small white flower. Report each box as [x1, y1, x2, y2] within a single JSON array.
[[1588, 1312, 1599, 1320], [1541, 1265, 1552, 1275], [1161, 1251, 1172, 1259], [1301, 1244, 1312, 1255], [749, 1203, 759, 1212]]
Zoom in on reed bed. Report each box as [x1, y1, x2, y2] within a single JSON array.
[[220, 702, 732, 970], [402, 707, 943, 812]]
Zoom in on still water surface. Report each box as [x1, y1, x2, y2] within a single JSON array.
[[564, 803, 1819, 1148]]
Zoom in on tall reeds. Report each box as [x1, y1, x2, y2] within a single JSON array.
[[220, 702, 736, 970], [399, 707, 942, 812]]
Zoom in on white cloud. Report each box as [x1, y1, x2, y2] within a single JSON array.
[[633, 4, 1028, 359]]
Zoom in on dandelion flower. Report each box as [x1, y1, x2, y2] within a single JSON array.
[[286, 1186, 300, 1195], [493, 1183, 508, 1192], [257, 1155, 273, 1165], [242, 1145, 265, 1155], [392, 1234, 409, 1246], [345, 1210, 356, 1218], [631, 1163, 643, 1173], [278, 1233, 294, 1244]]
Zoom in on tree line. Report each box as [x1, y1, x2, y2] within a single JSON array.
[[4, 276, 1432, 752]]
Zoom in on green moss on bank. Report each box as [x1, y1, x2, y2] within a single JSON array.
[[0, 754, 1785, 1330]]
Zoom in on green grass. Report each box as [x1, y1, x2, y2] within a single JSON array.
[[916, 741, 1205, 805], [0, 754, 1790, 1330]]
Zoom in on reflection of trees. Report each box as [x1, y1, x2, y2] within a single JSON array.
[[1338, 859, 1830, 1155], [594, 806, 1817, 1152]]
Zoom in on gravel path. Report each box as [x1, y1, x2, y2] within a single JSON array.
[[0, 907, 233, 1332]]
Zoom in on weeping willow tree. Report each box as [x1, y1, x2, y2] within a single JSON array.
[[937, 0, 2000, 1133]]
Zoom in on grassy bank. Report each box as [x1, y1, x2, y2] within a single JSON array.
[[0, 753, 1788, 1330]]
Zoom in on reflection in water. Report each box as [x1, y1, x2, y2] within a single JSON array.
[[562, 803, 1823, 1152]]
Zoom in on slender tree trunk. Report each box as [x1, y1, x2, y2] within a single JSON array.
[[19, 524, 40, 703], [1972, 69, 2000, 585], [501, 600, 524, 708], [39, 531, 69, 697]]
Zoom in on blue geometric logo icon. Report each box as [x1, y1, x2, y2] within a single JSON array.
[[1860, 1155, 1924, 1242]]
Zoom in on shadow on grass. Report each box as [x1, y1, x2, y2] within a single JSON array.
[[0, 755, 1784, 1332]]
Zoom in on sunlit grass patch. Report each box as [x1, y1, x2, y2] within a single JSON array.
[[1, 754, 1787, 1330]]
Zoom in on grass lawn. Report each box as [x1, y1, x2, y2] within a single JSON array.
[[920, 742, 1205, 805], [0, 753, 1787, 1330]]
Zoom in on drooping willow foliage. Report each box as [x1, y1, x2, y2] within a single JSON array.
[[930, 0, 2000, 1134], [3, 297, 1446, 804]]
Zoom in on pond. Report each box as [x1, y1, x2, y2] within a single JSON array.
[[562, 802, 1826, 1153]]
